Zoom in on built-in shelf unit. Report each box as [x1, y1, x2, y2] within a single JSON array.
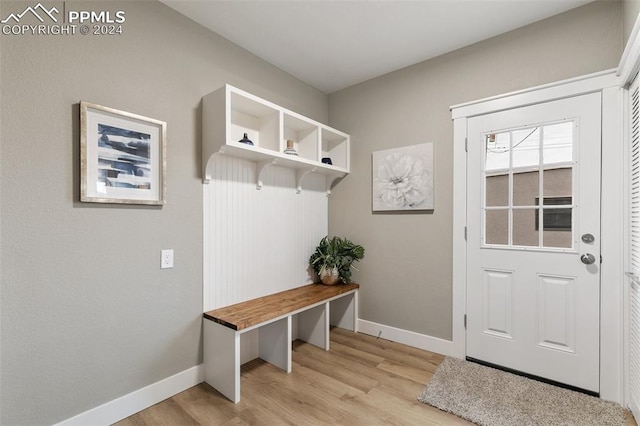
[[202, 85, 350, 194]]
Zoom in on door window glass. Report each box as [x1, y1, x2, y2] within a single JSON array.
[[483, 122, 574, 249], [543, 122, 573, 164], [485, 132, 510, 171], [513, 171, 539, 206], [485, 209, 509, 245], [512, 128, 540, 168], [486, 174, 508, 207], [513, 209, 539, 247]]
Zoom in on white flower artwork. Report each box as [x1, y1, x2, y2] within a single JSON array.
[[372, 143, 434, 211]]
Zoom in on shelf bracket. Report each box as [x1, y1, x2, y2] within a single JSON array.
[[203, 148, 228, 184], [257, 159, 278, 190], [296, 167, 317, 194], [326, 174, 345, 196], [203, 151, 223, 184]]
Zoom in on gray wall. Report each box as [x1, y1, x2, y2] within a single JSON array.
[[0, 1, 327, 424], [327, 1, 623, 340]]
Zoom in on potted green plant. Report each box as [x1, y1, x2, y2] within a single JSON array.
[[309, 236, 365, 285]]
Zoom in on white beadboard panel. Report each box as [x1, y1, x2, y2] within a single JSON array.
[[203, 155, 328, 311]]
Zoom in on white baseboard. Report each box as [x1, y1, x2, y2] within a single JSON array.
[[357, 319, 459, 357], [55, 364, 204, 426]]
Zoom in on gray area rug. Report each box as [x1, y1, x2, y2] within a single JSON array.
[[418, 357, 628, 426]]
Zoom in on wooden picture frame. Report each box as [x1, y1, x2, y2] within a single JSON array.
[[80, 101, 166, 205]]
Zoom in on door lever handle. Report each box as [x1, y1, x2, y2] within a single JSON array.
[[580, 253, 596, 265]]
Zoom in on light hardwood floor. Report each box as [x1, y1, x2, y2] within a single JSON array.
[[116, 328, 637, 425]]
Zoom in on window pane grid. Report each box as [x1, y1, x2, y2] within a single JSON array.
[[483, 120, 574, 250]]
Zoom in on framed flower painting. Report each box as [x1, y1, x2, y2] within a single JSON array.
[[372, 143, 434, 211]]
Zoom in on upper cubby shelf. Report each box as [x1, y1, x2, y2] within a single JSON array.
[[202, 85, 350, 194]]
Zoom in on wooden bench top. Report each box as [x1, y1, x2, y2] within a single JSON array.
[[203, 283, 359, 331]]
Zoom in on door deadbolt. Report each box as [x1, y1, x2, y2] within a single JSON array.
[[581, 234, 595, 244], [580, 253, 596, 265]]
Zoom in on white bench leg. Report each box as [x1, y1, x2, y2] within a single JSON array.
[[298, 302, 330, 350], [203, 320, 241, 403], [330, 291, 358, 331], [259, 316, 291, 372]]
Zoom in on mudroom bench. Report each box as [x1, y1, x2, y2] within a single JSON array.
[[202, 283, 359, 403]]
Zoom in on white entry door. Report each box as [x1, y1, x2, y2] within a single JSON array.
[[466, 93, 602, 393]]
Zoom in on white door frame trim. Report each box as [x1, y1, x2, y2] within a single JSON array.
[[617, 12, 640, 85], [451, 69, 624, 403]]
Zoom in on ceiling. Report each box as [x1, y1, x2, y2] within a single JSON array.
[[160, 0, 594, 94]]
